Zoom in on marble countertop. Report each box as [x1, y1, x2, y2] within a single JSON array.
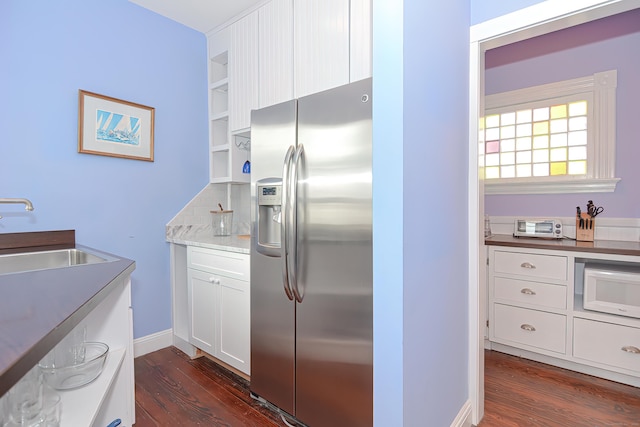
[[166, 224, 250, 254]]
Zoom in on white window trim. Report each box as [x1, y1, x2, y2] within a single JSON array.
[[484, 69, 620, 195]]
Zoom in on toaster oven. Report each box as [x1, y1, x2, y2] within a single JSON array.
[[513, 218, 563, 239]]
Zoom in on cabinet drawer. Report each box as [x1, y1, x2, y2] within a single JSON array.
[[494, 277, 567, 310], [493, 304, 566, 354], [494, 251, 567, 281], [574, 318, 640, 374], [187, 246, 249, 281]]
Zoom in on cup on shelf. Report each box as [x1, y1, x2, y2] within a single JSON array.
[[1, 391, 6, 426], [6, 366, 44, 426], [38, 387, 62, 427], [44, 325, 87, 369]]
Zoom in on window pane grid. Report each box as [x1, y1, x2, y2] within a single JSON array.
[[482, 100, 588, 179]]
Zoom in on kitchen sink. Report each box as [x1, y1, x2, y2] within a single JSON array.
[[0, 248, 116, 275]]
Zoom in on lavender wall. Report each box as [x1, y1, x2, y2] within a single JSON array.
[[484, 9, 640, 219], [0, 0, 208, 339]]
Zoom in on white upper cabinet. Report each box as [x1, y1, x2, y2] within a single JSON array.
[[294, 0, 350, 98], [229, 10, 259, 133], [350, 0, 372, 82], [205, 0, 371, 182], [259, 0, 294, 108]]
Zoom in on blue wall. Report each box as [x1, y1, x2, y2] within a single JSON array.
[[373, 0, 470, 424], [372, 1, 405, 424], [0, 0, 209, 339], [471, 0, 545, 24], [403, 0, 470, 423]]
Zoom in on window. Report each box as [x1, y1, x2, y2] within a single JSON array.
[[480, 70, 620, 194]]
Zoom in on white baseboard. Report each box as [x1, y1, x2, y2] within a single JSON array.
[[133, 328, 173, 358], [172, 334, 198, 358], [451, 400, 473, 427]]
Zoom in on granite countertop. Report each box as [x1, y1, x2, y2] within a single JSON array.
[[486, 234, 640, 257], [0, 238, 135, 396], [166, 224, 250, 254]]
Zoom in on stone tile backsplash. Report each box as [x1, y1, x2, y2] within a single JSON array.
[[167, 183, 251, 235]]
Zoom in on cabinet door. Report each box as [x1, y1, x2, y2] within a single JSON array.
[[217, 275, 251, 374], [229, 11, 259, 133], [574, 318, 640, 374], [187, 269, 217, 355], [294, 0, 350, 98], [350, 0, 372, 82], [259, 0, 294, 108]]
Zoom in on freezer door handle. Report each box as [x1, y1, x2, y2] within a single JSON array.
[[281, 146, 295, 301], [290, 144, 305, 303]]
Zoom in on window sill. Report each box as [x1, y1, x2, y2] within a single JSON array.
[[484, 177, 620, 195]]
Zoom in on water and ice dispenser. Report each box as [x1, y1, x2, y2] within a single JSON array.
[[256, 178, 282, 257]]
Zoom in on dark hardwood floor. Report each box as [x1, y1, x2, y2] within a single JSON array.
[[134, 347, 283, 426], [134, 347, 640, 426], [480, 350, 640, 427]]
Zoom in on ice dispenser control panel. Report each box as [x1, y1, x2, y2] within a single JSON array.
[[258, 184, 282, 206], [256, 178, 282, 257]]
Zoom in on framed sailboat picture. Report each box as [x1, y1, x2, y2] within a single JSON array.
[[78, 90, 155, 161]]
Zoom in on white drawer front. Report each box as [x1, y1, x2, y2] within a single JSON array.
[[493, 304, 566, 354], [187, 246, 249, 280], [574, 318, 640, 374], [494, 277, 567, 310], [494, 251, 568, 281]]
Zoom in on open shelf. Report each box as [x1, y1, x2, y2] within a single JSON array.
[[212, 144, 230, 153], [209, 77, 228, 91], [209, 52, 228, 83], [58, 347, 126, 426], [210, 112, 229, 121], [573, 294, 640, 328]]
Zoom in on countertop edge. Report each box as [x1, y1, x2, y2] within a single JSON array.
[[166, 236, 250, 254], [485, 234, 640, 257]]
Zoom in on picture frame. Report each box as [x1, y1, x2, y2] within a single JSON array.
[[78, 90, 155, 162]]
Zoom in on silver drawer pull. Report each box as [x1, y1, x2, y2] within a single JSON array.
[[520, 262, 536, 269], [520, 324, 536, 332], [520, 288, 536, 295], [621, 346, 640, 354]]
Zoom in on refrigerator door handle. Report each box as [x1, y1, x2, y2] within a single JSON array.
[[281, 146, 295, 301], [290, 144, 305, 303]]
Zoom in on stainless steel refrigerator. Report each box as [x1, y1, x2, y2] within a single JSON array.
[[250, 78, 373, 427]]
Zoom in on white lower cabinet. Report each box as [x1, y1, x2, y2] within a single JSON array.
[[488, 244, 640, 387], [493, 304, 566, 354], [58, 276, 134, 427], [574, 317, 640, 375], [187, 246, 250, 375], [217, 275, 250, 370], [188, 269, 218, 355], [489, 247, 569, 357]]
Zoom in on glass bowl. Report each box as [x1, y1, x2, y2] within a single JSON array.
[[38, 342, 109, 390]]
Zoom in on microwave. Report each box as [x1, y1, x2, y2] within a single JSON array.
[[584, 265, 640, 319], [513, 218, 563, 239]]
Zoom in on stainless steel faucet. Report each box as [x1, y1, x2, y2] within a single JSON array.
[[0, 198, 34, 219]]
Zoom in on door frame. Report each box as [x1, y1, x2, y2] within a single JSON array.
[[468, 0, 640, 424]]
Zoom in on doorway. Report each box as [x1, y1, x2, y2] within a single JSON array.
[[468, 1, 640, 425]]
